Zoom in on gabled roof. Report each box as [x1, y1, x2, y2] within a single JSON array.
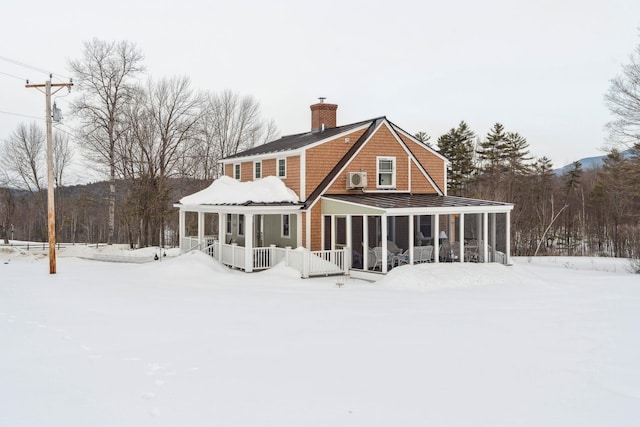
[[303, 118, 446, 208], [303, 117, 384, 208], [222, 118, 379, 160]]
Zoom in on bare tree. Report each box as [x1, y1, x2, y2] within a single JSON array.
[[116, 77, 202, 247], [145, 76, 202, 245], [195, 90, 278, 179], [52, 132, 73, 188], [0, 188, 15, 244], [69, 38, 145, 244], [605, 34, 640, 146], [0, 122, 46, 239], [0, 122, 46, 195]]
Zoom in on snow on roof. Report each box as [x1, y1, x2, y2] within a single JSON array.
[[179, 176, 300, 206]]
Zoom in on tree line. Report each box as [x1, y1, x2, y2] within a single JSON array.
[[1, 38, 275, 247]]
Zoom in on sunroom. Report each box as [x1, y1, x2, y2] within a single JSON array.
[[319, 193, 514, 279]]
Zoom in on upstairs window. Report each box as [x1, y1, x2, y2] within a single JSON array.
[[377, 157, 396, 189], [277, 158, 286, 178], [254, 161, 262, 179], [234, 163, 241, 180]]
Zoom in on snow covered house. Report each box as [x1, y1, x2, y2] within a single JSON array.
[[175, 100, 514, 279]]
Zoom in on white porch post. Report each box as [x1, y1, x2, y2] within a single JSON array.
[[218, 213, 225, 260], [409, 214, 415, 265], [491, 213, 497, 263], [197, 211, 205, 245], [305, 210, 311, 250], [434, 213, 440, 264], [459, 213, 465, 263], [218, 213, 225, 242], [363, 215, 369, 270], [245, 213, 254, 272], [346, 214, 352, 269], [505, 211, 511, 265], [296, 212, 303, 248], [483, 212, 489, 263], [381, 214, 388, 273], [179, 209, 185, 252], [320, 215, 325, 250]]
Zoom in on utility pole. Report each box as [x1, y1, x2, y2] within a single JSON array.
[[25, 77, 73, 274]]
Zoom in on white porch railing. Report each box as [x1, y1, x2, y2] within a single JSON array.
[[182, 236, 217, 253], [193, 241, 348, 278]]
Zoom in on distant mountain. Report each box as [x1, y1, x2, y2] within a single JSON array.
[[554, 149, 632, 175]]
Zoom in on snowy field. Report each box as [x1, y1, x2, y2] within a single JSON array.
[[1, 244, 639, 427]]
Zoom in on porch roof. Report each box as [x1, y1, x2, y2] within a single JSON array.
[[322, 193, 513, 215], [174, 200, 303, 214]]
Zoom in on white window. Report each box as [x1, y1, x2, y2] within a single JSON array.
[[277, 158, 286, 178], [377, 157, 396, 189], [234, 163, 241, 180], [281, 214, 290, 238], [226, 214, 232, 235], [238, 214, 244, 236], [254, 161, 262, 179]]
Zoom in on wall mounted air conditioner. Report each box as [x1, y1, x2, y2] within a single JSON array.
[[347, 172, 367, 189]]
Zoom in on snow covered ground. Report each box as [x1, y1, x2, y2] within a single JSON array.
[[1, 244, 639, 426]]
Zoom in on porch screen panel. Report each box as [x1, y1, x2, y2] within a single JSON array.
[[368, 216, 381, 247], [417, 215, 432, 245], [494, 213, 507, 254], [323, 216, 331, 250], [336, 217, 346, 246], [351, 216, 363, 269], [394, 216, 410, 252]]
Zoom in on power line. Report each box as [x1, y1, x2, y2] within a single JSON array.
[[0, 70, 27, 81], [0, 109, 43, 121], [0, 55, 70, 81]]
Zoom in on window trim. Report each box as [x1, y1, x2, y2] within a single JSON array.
[[233, 163, 241, 180], [254, 160, 262, 179], [281, 214, 290, 238], [376, 156, 396, 189], [277, 157, 287, 178]]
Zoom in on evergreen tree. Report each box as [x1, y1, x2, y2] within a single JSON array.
[[477, 123, 509, 173], [504, 132, 533, 175], [437, 121, 475, 195], [414, 131, 431, 147]]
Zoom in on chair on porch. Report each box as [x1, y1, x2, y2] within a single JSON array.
[[415, 231, 431, 246], [465, 239, 479, 262], [397, 245, 433, 265], [439, 240, 454, 262], [384, 240, 403, 256], [419, 245, 434, 263], [372, 246, 395, 270]]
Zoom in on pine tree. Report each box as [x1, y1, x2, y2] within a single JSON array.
[[504, 132, 533, 175], [477, 123, 509, 173], [437, 121, 475, 195], [414, 131, 432, 147]]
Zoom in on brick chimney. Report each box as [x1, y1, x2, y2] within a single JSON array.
[[310, 98, 338, 132]]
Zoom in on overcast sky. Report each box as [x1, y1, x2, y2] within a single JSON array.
[[2, 0, 639, 179]]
